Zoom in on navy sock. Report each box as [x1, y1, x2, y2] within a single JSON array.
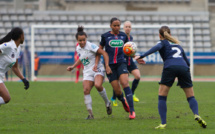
[[131, 79, 140, 94], [112, 89, 117, 100], [116, 92, 125, 105], [124, 86, 134, 112], [187, 96, 199, 115], [158, 96, 167, 124]]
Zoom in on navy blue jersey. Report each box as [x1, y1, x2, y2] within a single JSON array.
[[124, 35, 134, 66], [100, 31, 128, 64], [140, 39, 190, 68]]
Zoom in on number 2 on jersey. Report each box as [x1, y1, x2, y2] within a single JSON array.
[[172, 47, 182, 58]]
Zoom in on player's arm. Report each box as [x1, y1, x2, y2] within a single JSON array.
[[96, 48, 112, 74], [182, 51, 190, 67], [93, 45, 103, 72], [12, 59, 29, 90], [67, 59, 82, 71]]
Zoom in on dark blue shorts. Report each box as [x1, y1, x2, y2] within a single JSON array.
[[126, 56, 138, 73], [159, 65, 193, 88], [107, 62, 128, 83]]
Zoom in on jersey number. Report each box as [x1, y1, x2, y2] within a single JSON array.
[[172, 47, 182, 58]]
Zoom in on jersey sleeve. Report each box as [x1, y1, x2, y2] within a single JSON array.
[[0, 43, 11, 54], [89, 43, 99, 53], [139, 41, 164, 58], [100, 34, 106, 47]]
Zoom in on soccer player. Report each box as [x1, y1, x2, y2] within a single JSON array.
[[74, 42, 83, 83], [111, 21, 141, 106], [97, 17, 136, 119], [0, 27, 30, 106], [67, 26, 112, 119], [135, 26, 207, 129]]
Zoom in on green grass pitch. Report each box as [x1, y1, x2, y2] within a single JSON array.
[[0, 81, 214, 134]]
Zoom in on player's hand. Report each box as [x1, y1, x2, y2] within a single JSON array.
[[93, 64, 98, 72], [22, 78, 29, 90], [67, 66, 74, 71], [134, 56, 146, 64], [105, 65, 112, 75], [134, 55, 140, 60]]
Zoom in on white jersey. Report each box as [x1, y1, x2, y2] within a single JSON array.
[[0, 40, 21, 77], [76, 41, 104, 74]]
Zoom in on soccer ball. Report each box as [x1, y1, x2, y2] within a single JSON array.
[[123, 42, 137, 57]]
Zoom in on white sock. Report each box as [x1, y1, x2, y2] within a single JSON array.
[[98, 88, 110, 107], [0, 97, 5, 105], [84, 94, 92, 113]]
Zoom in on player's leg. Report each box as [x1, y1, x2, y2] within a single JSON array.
[[0, 83, 11, 104], [118, 63, 135, 119], [130, 69, 140, 102], [94, 74, 112, 115], [83, 80, 94, 119]]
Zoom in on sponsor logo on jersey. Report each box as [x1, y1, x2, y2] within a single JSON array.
[[81, 57, 90, 66], [8, 62, 16, 68], [109, 40, 124, 47]]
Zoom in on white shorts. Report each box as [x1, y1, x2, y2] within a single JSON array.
[[0, 73, 4, 83], [83, 67, 105, 82]]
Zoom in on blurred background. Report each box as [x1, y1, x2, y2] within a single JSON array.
[[1, 0, 215, 81]]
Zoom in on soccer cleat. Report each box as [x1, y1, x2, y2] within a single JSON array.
[[155, 124, 167, 129], [194, 115, 207, 128], [85, 115, 94, 120], [111, 97, 118, 107], [129, 111, 136, 119], [133, 94, 139, 102], [122, 97, 130, 113], [106, 102, 112, 115]]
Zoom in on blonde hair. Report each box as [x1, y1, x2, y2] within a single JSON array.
[[159, 26, 181, 44]]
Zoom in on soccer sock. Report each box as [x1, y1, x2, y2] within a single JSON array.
[[158, 95, 167, 124], [112, 89, 117, 100], [124, 86, 134, 112], [98, 88, 110, 107], [0, 97, 5, 105], [187, 96, 199, 115], [131, 79, 140, 95], [116, 92, 125, 105], [84, 94, 93, 115], [76, 70, 80, 80]]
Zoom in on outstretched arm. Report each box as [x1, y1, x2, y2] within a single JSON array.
[[138, 42, 163, 59], [67, 59, 82, 71]]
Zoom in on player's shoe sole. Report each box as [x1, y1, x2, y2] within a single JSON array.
[[194, 115, 207, 128], [122, 97, 130, 112], [155, 124, 166, 129], [106, 102, 112, 115]]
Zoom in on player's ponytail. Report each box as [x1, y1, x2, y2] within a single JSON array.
[[0, 27, 23, 44], [159, 26, 180, 44], [75, 26, 87, 40]]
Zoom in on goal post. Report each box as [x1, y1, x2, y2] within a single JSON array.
[[30, 24, 194, 81]]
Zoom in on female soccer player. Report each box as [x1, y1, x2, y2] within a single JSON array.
[[111, 21, 141, 106], [0, 27, 29, 105], [97, 17, 136, 119], [135, 26, 207, 129], [67, 26, 112, 119]]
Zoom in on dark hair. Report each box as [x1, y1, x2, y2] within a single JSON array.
[[110, 17, 121, 25], [0, 27, 23, 44], [75, 26, 87, 40], [159, 26, 180, 44]]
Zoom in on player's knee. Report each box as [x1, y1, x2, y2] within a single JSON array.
[[135, 75, 141, 80], [94, 84, 102, 91], [121, 82, 129, 88], [83, 89, 90, 95], [4, 96, 11, 103]]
